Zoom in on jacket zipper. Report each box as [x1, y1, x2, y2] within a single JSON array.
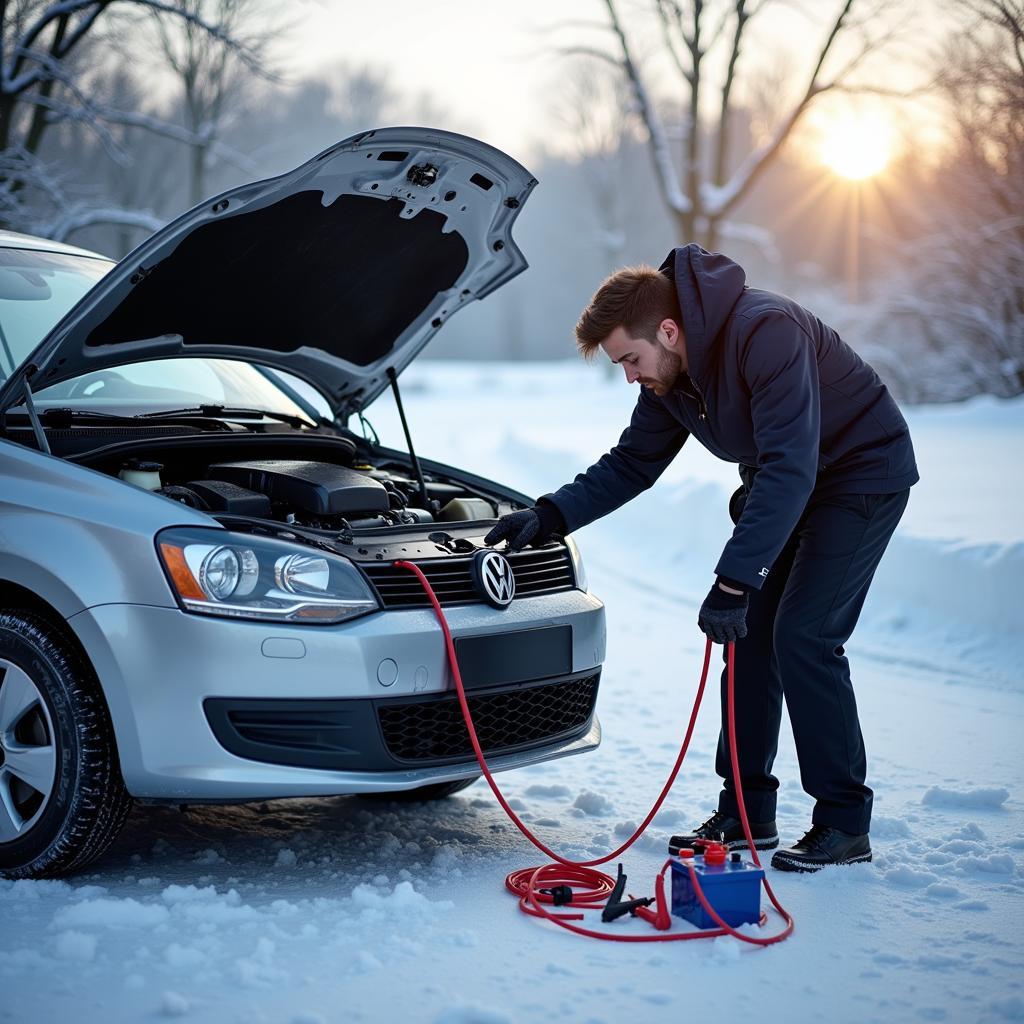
[[679, 375, 736, 461], [687, 375, 707, 421]]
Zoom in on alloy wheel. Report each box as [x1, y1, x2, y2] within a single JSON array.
[[0, 659, 57, 841]]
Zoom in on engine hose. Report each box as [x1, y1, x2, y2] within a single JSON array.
[[395, 560, 793, 946]]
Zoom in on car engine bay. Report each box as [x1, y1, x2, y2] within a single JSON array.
[[70, 431, 531, 557]]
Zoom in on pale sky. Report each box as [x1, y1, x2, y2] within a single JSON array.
[[277, 1, 597, 161], [270, 0, 954, 167]]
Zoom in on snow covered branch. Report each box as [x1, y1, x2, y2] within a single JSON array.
[[556, 45, 622, 70], [696, 215, 780, 262], [653, 0, 694, 85], [29, 92, 260, 174], [43, 204, 164, 241], [4, 1, 243, 95], [0, 144, 162, 242], [1, 0, 272, 236], [584, 0, 896, 246], [603, 0, 692, 216], [714, 0, 756, 196], [703, 0, 855, 219]]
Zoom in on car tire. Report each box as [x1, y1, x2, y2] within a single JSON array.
[[0, 611, 133, 879], [358, 777, 481, 802]]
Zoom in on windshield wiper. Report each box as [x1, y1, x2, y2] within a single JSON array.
[[134, 404, 317, 429], [37, 407, 235, 431]]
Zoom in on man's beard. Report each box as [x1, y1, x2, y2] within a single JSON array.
[[642, 345, 684, 395]]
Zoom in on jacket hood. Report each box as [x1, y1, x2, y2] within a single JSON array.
[[659, 244, 746, 385], [2, 127, 536, 419]]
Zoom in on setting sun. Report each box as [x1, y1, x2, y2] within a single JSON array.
[[819, 112, 895, 180]]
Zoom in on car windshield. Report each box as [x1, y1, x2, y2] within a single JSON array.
[[0, 247, 111, 382], [35, 357, 334, 422]]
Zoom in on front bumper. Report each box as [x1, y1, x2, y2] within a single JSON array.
[[67, 589, 605, 800]]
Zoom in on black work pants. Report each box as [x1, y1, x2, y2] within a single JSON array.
[[715, 488, 910, 835]]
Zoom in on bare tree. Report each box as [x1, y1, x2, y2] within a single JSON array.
[[556, 60, 635, 271], [219, 63, 401, 184], [550, 62, 639, 371], [0, 0, 264, 234], [150, 0, 277, 206], [560, 0, 909, 249], [50, 63, 183, 252], [871, 0, 1024, 399]]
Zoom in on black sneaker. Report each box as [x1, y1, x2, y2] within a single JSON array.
[[668, 810, 779, 855], [771, 825, 872, 873]]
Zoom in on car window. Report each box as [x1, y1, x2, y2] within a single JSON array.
[[36, 356, 325, 421], [261, 368, 334, 420], [0, 248, 111, 381], [77, 358, 226, 400]]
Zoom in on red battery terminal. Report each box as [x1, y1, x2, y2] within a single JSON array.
[[702, 841, 728, 866]]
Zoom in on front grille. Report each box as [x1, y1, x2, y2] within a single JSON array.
[[360, 546, 576, 609], [377, 672, 600, 763]]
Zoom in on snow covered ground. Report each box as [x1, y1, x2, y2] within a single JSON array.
[[2, 363, 1022, 1024]]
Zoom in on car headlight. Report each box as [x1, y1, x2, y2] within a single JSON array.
[[156, 527, 379, 624], [564, 534, 588, 592]]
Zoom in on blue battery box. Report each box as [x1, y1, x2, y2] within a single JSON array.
[[670, 851, 764, 929]]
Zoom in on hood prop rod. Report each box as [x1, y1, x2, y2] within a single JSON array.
[[20, 364, 51, 455], [386, 366, 430, 511]]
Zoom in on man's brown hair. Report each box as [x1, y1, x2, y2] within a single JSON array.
[[575, 265, 682, 359]]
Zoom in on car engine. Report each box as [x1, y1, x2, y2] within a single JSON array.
[[115, 452, 502, 530]]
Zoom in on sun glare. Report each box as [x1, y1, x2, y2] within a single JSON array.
[[819, 113, 894, 181]]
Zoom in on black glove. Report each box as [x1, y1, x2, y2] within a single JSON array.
[[698, 577, 749, 643], [484, 501, 565, 552]]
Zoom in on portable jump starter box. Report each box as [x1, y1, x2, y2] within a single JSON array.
[[670, 842, 765, 929]]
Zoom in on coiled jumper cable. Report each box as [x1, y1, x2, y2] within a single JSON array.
[[396, 560, 793, 946]]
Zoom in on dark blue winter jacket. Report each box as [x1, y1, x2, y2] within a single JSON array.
[[543, 245, 919, 591]]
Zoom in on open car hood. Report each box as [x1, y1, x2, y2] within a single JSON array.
[[8, 128, 536, 419]]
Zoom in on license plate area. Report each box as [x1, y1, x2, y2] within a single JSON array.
[[453, 625, 572, 690]]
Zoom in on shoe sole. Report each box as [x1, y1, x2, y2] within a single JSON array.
[[770, 851, 872, 873], [668, 834, 779, 855]]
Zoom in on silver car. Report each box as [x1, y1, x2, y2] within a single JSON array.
[[0, 128, 605, 878]]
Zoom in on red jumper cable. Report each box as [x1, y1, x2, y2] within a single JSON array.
[[395, 559, 794, 946]]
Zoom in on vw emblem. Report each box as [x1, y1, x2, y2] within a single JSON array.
[[472, 550, 516, 608]]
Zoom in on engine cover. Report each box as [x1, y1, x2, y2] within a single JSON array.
[[207, 460, 389, 516]]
